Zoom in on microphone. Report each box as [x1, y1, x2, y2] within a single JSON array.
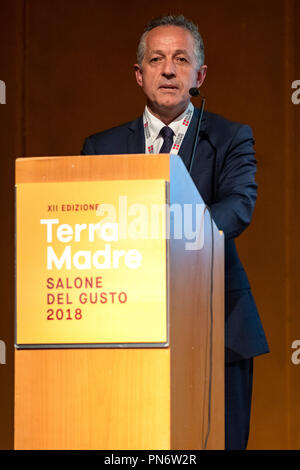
[[188, 96, 205, 174], [189, 87, 200, 97]]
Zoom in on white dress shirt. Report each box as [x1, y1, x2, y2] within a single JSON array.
[[143, 102, 194, 154]]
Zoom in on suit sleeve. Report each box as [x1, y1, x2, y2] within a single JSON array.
[[81, 136, 95, 155], [209, 124, 257, 240]]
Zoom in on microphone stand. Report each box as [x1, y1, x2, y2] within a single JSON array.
[[188, 96, 205, 175]]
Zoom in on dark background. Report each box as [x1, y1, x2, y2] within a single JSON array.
[[0, 0, 299, 449]]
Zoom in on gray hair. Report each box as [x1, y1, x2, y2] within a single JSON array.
[[137, 15, 205, 69]]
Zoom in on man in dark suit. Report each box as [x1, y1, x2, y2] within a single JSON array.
[[81, 15, 269, 450]]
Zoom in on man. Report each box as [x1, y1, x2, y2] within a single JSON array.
[[81, 15, 269, 450]]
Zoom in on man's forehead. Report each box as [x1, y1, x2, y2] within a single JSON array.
[[145, 25, 194, 50]]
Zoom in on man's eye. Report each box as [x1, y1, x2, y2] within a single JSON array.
[[150, 57, 161, 62], [176, 57, 188, 62]]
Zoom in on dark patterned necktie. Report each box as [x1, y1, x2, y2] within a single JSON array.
[[159, 126, 174, 153]]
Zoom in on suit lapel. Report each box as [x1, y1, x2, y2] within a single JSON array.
[[127, 116, 145, 154]]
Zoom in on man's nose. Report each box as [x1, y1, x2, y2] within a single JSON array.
[[161, 58, 176, 78]]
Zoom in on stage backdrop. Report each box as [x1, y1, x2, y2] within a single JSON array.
[[0, 0, 299, 450]]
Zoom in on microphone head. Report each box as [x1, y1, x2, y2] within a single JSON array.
[[189, 87, 200, 97]]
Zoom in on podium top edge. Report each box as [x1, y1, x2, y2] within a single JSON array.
[[15, 154, 172, 184], [15, 154, 177, 162]]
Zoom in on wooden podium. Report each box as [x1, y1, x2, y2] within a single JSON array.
[[14, 154, 224, 450]]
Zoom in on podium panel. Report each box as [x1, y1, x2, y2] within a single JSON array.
[[16, 179, 168, 347]]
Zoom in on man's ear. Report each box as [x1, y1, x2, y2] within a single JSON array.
[[196, 65, 207, 88], [134, 64, 143, 87]]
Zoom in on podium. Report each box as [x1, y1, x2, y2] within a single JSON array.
[[14, 153, 224, 450]]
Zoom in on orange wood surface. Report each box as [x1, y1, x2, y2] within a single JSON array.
[[15, 154, 170, 184], [15, 349, 170, 450]]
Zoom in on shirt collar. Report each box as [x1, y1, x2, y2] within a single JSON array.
[[143, 102, 194, 143]]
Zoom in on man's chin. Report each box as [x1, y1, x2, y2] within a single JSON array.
[[147, 98, 190, 122], [156, 99, 188, 112]]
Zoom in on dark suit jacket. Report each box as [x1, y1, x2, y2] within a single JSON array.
[[81, 107, 269, 363]]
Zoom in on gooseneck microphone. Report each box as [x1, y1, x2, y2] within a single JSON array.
[[189, 86, 212, 451], [189, 87, 200, 97], [188, 87, 205, 174]]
